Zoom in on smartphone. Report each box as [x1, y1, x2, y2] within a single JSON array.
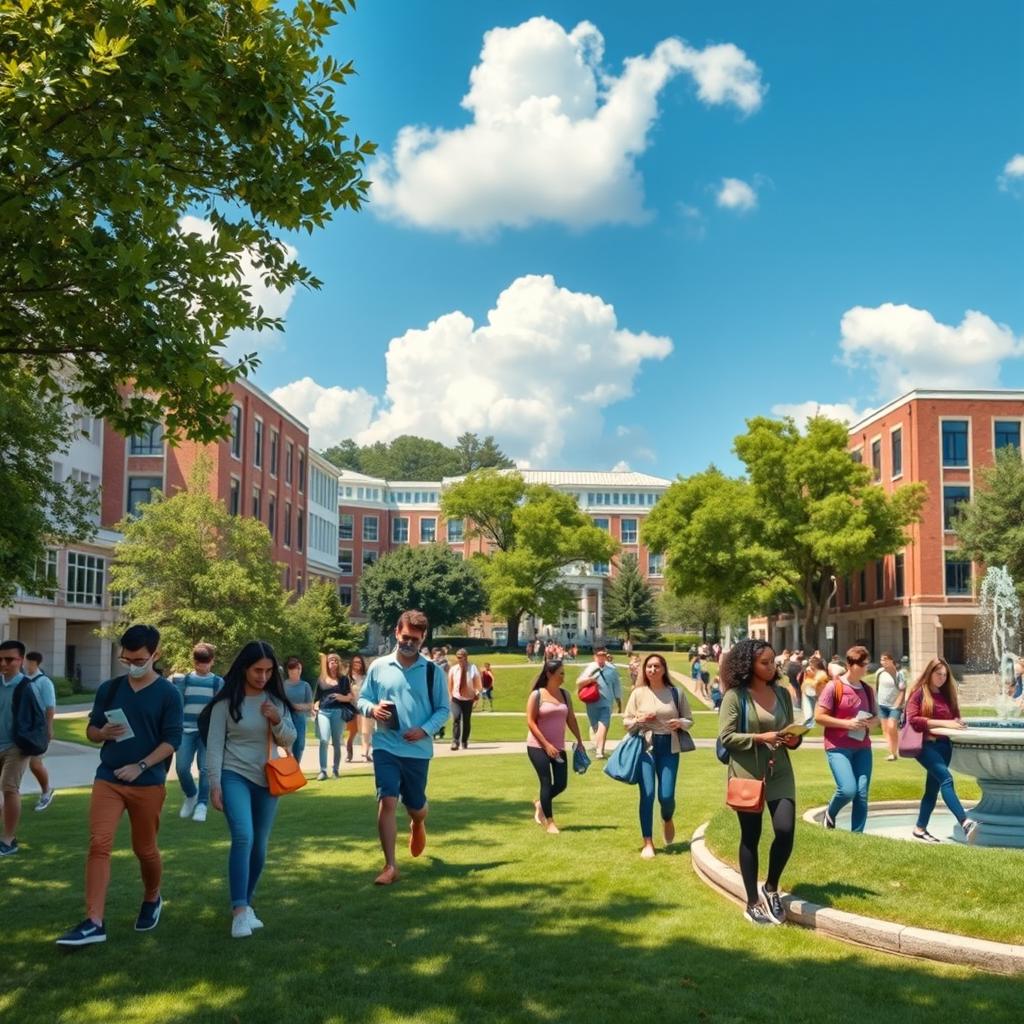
[[104, 708, 135, 742]]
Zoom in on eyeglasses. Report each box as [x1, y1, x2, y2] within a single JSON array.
[[119, 656, 151, 667], [850, 658, 869, 666]]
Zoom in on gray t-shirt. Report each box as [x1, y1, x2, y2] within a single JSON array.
[[285, 680, 313, 717], [876, 669, 903, 707], [206, 695, 296, 789]]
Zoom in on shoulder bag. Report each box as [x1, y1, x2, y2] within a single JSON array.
[[670, 687, 696, 753], [603, 732, 644, 785], [578, 667, 602, 704], [725, 728, 769, 814], [265, 716, 307, 796], [898, 712, 924, 757]]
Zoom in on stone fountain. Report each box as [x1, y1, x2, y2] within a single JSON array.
[[933, 566, 1024, 847]]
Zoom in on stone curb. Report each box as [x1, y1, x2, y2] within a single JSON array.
[[690, 821, 1024, 974]]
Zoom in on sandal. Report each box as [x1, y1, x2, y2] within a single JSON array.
[[912, 828, 940, 843]]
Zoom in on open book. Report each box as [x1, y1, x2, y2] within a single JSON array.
[[778, 722, 811, 738]]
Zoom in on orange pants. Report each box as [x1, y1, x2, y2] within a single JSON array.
[[85, 779, 166, 922]]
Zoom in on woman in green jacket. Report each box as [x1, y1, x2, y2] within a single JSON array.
[[718, 639, 801, 927]]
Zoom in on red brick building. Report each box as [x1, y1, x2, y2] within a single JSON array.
[[749, 389, 1024, 670]]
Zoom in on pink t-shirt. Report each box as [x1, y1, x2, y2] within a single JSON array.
[[817, 679, 874, 750], [526, 691, 570, 750]]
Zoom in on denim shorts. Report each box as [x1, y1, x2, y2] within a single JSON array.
[[879, 705, 902, 721], [585, 703, 611, 729], [372, 749, 430, 811]]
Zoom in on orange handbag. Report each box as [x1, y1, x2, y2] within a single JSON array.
[[726, 776, 766, 813], [265, 727, 307, 796]]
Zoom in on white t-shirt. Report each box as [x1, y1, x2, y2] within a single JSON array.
[[448, 663, 481, 700]]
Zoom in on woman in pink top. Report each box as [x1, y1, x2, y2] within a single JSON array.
[[814, 645, 879, 832], [526, 659, 585, 834], [905, 657, 978, 843]]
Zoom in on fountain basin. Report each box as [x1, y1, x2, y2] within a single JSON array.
[[933, 721, 1024, 848]]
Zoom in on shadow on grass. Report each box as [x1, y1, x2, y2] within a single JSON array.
[[793, 880, 882, 903]]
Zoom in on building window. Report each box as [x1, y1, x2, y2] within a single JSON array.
[[995, 420, 1021, 452], [253, 418, 264, 469], [129, 423, 163, 455], [447, 518, 464, 543], [252, 487, 261, 520], [941, 420, 969, 467], [285, 441, 294, 485], [298, 449, 306, 493], [296, 510, 304, 553], [621, 518, 638, 544], [944, 553, 972, 596], [283, 565, 291, 590], [67, 552, 105, 606], [339, 549, 353, 575], [942, 485, 971, 531], [843, 576, 851, 606], [891, 428, 903, 477], [284, 502, 292, 547], [270, 430, 280, 476], [858, 569, 867, 603], [850, 448, 863, 464], [268, 496, 276, 539], [339, 585, 353, 606], [420, 518, 436, 543], [393, 517, 409, 543], [230, 405, 243, 459], [362, 550, 378, 569], [875, 559, 884, 600], [648, 553, 664, 576], [229, 477, 241, 515], [592, 561, 610, 576], [296, 573, 304, 597], [593, 517, 609, 532], [339, 513, 354, 541], [363, 516, 379, 542], [871, 439, 881, 481], [895, 553, 905, 599], [126, 476, 161, 517]]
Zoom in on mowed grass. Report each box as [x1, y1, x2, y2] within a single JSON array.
[[3, 747, 1023, 1024]]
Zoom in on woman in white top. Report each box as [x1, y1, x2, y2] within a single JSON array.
[[205, 641, 295, 938], [622, 654, 694, 859]]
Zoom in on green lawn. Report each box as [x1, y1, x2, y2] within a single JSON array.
[[4, 746, 1023, 1024]]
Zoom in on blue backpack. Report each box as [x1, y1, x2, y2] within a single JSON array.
[[12, 678, 49, 756]]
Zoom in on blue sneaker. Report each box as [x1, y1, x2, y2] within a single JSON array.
[[56, 919, 106, 946], [0, 839, 17, 856], [135, 896, 162, 932]]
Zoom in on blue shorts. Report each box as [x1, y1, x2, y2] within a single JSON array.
[[372, 749, 430, 811], [585, 703, 611, 729], [879, 705, 902, 721]]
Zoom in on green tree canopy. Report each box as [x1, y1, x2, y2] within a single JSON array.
[[955, 446, 1024, 600], [441, 470, 618, 648], [602, 553, 657, 641], [1, 0, 372, 441], [280, 580, 365, 675], [357, 544, 488, 642], [645, 416, 926, 650], [322, 433, 514, 480]]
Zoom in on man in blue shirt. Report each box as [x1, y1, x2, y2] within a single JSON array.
[[576, 646, 623, 759], [0, 639, 29, 855], [357, 609, 449, 886]]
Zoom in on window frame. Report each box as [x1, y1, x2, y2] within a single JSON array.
[[129, 422, 164, 456], [126, 475, 162, 518], [339, 513, 354, 541], [942, 484, 971, 532], [940, 418, 970, 469], [230, 405, 243, 460], [890, 426, 903, 479], [392, 516, 410, 544], [338, 548, 354, 575], [362, 515, 379, 543], [620, 517, 638, 544], [420, 517, 437, 543], [944, 550, 972, 597]]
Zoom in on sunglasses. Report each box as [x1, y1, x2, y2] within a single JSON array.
[[0, 655, 21, 663]]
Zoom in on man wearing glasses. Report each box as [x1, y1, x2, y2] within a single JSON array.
[[0, 640, 29, 856], [170, 643, 223, 822], [357, 609, 449, 886], [56, 624, 183, 947]]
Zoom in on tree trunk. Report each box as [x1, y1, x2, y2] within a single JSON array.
[[506, 613, 521, 651]]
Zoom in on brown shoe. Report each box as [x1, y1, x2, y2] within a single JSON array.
[[410, 820, 427, 858], [374, 865, 399, 886], [663, 819, 676, 844]]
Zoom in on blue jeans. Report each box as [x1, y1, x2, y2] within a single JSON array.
[[317, 708, 344, 772], [290, 712, 307, 763], [221, 770, 279, 909], [915, 738, 967, 829], [176, 730, 208, 805], [825, 746, 873, 832], [638, 734, 679, 839]]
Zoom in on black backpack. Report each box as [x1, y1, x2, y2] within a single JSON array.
[[101, 676, 174, 772], [11, 678, 48, 756]]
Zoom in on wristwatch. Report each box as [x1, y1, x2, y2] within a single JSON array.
[[137, 760, 149, 772]]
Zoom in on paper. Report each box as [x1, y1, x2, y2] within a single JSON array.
[[104, 708, 135, 742], [848, 710, 873, 742], [779, 722, 811, 737]]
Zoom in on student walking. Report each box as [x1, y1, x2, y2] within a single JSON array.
[[314, 653, 354, 780], [801, 655, 828, 725], [622, 654, 694, 859], [905, 658, 979, 844], [357, 610, 449, 886], [24, 650, 57, 811], [526, 659, 585, 834], [171, 643, 223, 823], [0, 640, 33, 854], [576, 647, 622, 759], [56, 625, 183, 946], [875, 653, 906, 761], [448, 648, 481, 750], [718, 639, 802, 927], [349, 654, 372, 761], [814, 646, 879, 832], [480, 663, 495, 711], [205, 641, 296, 938], [283, 657, 313, 765]]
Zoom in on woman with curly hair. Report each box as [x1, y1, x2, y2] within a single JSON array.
[[718, 639, 801, 926]]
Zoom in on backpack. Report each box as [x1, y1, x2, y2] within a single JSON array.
[[11, 678, 48, 756], [102, 676, 174, 772]]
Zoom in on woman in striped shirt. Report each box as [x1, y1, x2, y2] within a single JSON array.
[[172, 643, 223, 823]]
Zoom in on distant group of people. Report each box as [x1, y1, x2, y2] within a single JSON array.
[[526, 639, 578, 663]]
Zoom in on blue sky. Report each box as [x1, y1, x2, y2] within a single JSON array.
[[249, 1, 1024, 477]]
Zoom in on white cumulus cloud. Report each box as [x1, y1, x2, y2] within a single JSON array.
[[772, 401, 868, 429], [715, 177, 757, 211], [370, 17, 765, 234], [273, 275, 673, 464], [998, 153, 1024, 194], [839, 303, 1024, 398]]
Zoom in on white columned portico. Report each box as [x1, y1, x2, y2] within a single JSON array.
[[596, 584, 604, 641]]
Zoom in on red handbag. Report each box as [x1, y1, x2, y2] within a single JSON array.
[[726, 776, 766, 813], [578, 680, 601, 704]]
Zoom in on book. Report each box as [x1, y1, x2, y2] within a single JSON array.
[[779, 722, 811, 738]]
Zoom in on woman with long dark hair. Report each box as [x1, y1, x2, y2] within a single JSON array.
[[526, 660, 585, 834], [905, 657, 978, 843], [205, 641, 296, 938], [350, 654, 373, 762], [718, 639, 801, 926]]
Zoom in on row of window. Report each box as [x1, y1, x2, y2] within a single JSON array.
[[338, 514, 465, 545], [309, 466, 339, 511], [308, 512, 337, 559], [229, 405, 305, 492], [226, 479, 305, 550], [841, 550, 973, 602], [586, 491, 659, 507], [858, 419, 1023, 477]]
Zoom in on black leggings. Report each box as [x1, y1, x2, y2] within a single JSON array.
[[736, 798, 796, 905], [527, 747, 568, 820]]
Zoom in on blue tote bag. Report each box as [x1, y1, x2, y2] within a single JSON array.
[[603, 733, 644, 785]]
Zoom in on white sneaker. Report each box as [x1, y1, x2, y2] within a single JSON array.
[[231, 914, 253, 938], [192, 803, 208, 823], [180, 795, 198, 819], [246, 907, 264, 930], [35, 790, 55, 812]]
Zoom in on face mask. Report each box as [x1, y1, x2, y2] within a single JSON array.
[[397, 640, 419, 657], [127, 659, 152, 679]]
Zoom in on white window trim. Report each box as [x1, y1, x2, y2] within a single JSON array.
[[939, 415, 972, 471], [362, 515, 379, 543], [991, 416, 1024, 459], [420, 517, 437, 543], [269, 428, 280, 478], [889, 425, 904, 481], [392, 516, 410, 543], [230, 405, 244, 461]]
